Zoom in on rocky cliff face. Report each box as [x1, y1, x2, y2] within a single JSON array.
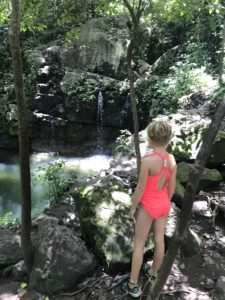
[[60, 16, 128, 80], [0, 15, 223, 157], [1, 16, 133, 154]]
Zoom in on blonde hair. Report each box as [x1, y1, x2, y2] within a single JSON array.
[[147, 120, 172, 146]]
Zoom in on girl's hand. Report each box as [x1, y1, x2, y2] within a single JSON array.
[[130, 206, 137, 221]]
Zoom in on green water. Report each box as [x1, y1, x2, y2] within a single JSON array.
[[0, 150, 111, 220]]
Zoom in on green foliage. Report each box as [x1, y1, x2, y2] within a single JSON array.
[[184, 42, 212, 70], [0, 77, 13, 123], [149, 0, 225, 69], [33, 160, 71, 202], [152, 0, 224, 24], [115, 129, 132, 154], [65, 27, 81, 47], [152, 65, 209, 117], [0, 27, 14, 122], [0, 1, 10, 24], [22, 48, 39, 97], [0, 212, 16, 226], [137, 42, 213, 121], [67, 74, 86, 96], [211, 85, 225, 107], [19, 0, 86, 33], [8, 119, 18, 136], [21, 282, 28, 289], [65, 73, 96, 111]]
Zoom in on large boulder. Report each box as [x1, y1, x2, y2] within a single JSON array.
[[117, 113, 209, 163], [72, 176, 142, 269], [165, 203, 180, 241], [159, 113, 225, 167], [122, 113, 225, 168], [0, 229, 23, 265], [177, 162, 223, 190], [164, 203, 202, 256], [208, 131, 225, 167], [215, 276, 225, 299], [181, 228, 202, 257], [216, 237, 225, 255], [60, 16, 128, 80], [30, 214, 95, 294], [172, 181, 185, 208]]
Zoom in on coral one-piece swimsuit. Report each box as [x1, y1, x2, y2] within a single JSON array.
[[141, 152, 171, 219]]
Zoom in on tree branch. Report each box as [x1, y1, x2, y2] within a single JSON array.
[[106, 274, 129, 291], [123, 0, 138, 27], [59, 276, 108, 296], [137, 0, 143, 21]]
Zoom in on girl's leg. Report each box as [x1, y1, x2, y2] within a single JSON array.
[[151, 215, 168, 277], [130, 206, 154, 284]]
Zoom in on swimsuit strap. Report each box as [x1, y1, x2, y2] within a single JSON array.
[[152, 152, 169, 166], [151, 152, 171, 178]]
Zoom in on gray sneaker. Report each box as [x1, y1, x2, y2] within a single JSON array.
[[122, 281, 142, 298]]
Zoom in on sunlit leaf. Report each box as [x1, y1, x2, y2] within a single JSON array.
[[21, 282, 27, 289]]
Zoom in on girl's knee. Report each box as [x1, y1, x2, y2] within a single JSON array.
[[134, 238, 145, 250], [154, 236, 164, 246]]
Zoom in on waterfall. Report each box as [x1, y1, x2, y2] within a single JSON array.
[[96, 91, 104, 153]]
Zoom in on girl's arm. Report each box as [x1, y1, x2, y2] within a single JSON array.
[[130, 157, 150, 216], [168, 160, 177, 201]]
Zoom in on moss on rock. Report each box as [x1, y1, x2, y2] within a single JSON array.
[[177, 162, 222, 190], [73, 177, 153, 268], [172, 181, 185, 208], [208, 132, 225, 166]]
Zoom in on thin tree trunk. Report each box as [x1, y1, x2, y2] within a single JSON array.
[[123, 0, 142, 175], [219, 18, 225, 84], [9, 0, 34, 274], [147, 96, 225, 300], [127, 38, 141, 175]]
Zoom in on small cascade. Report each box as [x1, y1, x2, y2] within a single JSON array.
[[96, 91, 104, 153], [49, 118, 56, 149]]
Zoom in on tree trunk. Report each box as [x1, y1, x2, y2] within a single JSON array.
[[9, 0, 34, 274], [147, 96, 225, 300], [123, 0, 142, 176], [219, 19, 225, 84], [127, 37, 141, 175]]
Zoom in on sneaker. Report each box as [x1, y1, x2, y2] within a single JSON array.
[[121, 281, 142, 298], [142, 263, 158, 282]]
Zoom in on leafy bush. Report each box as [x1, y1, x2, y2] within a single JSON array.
[[0, 26, 14, 122], [33, 160, 71, 202], [114, 129, 132, 154], [137, 42, 214, 121], [22, 48, 40, 97], [64, 73, 97, 112], [0, 212, 16, 226]]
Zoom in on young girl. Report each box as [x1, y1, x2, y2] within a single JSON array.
[[123, 120, 177, 298]]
